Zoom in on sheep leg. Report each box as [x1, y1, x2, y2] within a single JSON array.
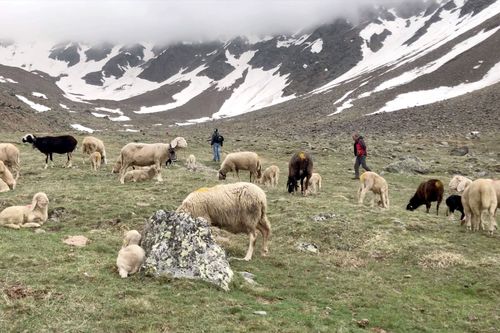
[[487, 207, 496, 235], [436, 200, 441, 216], [44, 154, 49, 169], [156, 162, 163, 182], [2, 224, 21, 229], [243, 231, 257, 261], [66, 152, 73, 168], [21, 222, 41, 228], [118, 268, 129, 278], [358, 186, 368, 205], [256, 219, 271, 257], [425, 203, 431, 214]]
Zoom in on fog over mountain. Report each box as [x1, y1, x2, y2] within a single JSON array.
[[0, 0, 423, 43]]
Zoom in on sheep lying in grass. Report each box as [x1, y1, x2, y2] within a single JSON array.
[[462, 179, 498, 234], [177, 182, 271, 261], [258, 165, 280, 187], [357, 171, 389, 208], [0, 160, 16, 191], [0, 192, 49, 229], [0, 143, 20, 180], [307, 172, 322, 194], [186, 154, 196, 171], [116, 230, 145, 278], [218, 152, 262, 182], [449, 175, 472, 193], [123, 165, 160, 183], [90, 152, 101, 171], [82, 136, 107, 165]]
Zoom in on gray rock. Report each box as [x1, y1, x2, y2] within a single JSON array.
[[141, 210, 233, 291], [311, 212, 336, 222], [239, 271, 258, 285], [34, 228, 46, 234], [296, 242, 319, 254], [384, 156, 430, 174], [253, 311, 267, 316], [450, 146, 469, 156]]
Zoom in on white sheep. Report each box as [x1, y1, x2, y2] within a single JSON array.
[[307, 172, 322, 194], [258, 165, 280, 187], [358, 171, 389, 208], [461, 179, 497, 234], [0, 160, 16, 191], [0, 179, 9, 193], [186, 154, 197, 171], [118, 142, 176, 184], [177, 182, 271, 261], [0, 192, 49, 229], [90, 152, 101, 171], [218, 152, 262, 182], [116, 230, 145, 278], [0, 143, 20, 180], [449, 175, 472, 193], [82, 136, 107, 165], [122, 165, 159, 183]]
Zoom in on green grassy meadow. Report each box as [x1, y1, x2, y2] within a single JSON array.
[[0, 130, 499, 332]]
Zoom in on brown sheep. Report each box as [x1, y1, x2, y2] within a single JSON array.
[[287, 151, 313, 195], [406, 179, 444, 215], [177, 182, 271, 261]]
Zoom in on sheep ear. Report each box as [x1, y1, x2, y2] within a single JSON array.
[[31, 195, 38, 211], [457, 181, 466, 192]]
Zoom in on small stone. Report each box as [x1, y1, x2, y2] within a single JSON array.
[[63, 235, 89, 247], [450, 146, 469, 156], [404, 274, 412, 279], [34, 228, 46, 234], [296, 242, 319, 254], [239, 271, 258, 285], [253, 311, 267, 316], [357, 319, 369, 328]]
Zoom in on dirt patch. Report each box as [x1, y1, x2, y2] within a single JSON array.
[[63, 235, 90, 247], [3, 283, 63, 301]]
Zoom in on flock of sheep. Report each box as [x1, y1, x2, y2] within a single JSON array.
[[0, 134, 498, 279]]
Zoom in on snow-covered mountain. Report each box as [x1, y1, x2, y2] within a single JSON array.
[[1, 0, 499, 130]]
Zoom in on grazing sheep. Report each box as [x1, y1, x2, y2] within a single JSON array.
[[0, 160, 16, 191], [218, 152, 262, 182], [0, 179, 9, 192], [406, 179, 444, 215], [449, 175, 472, 193], [116, 230, 145, 278], [82, 136, 107, 165], [111, 158, 122, 173], [258, 165, 280, 187], [177, 182, 271, 261], [90, 152, 102, 171], [462, 179, 498, 234], [357, 171, 389, 208], [186, 154, 197, 171], [445, 195, 465, 221], [307, 172, 322, 195], [0, 143, 20, 180], [287, 151, 313, 195], [22, 134, 77, 169], [0, 192, 49, 229], [118, 143, 176, 184], [123, 165, 159, 183]]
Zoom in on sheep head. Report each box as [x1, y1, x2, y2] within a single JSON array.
[[31, 192, 49, 210], [218, 170, 226, 180], [406, 196, 420, 211], [22, 134, 36, 144], [286, 176, 297, 194], [167, 147, 177, 162]]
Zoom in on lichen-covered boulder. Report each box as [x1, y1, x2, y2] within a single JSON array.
[[141, 210, 233, 291], [384, 156, 430, 174]]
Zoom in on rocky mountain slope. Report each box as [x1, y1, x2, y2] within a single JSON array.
[[0, 0, 499, 133]]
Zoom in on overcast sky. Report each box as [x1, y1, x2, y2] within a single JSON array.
[[0, 0, 418, 43]]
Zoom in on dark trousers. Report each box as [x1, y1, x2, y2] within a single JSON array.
[[354, 155, 371, 178]]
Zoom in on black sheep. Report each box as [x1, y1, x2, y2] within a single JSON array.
[[286, 151, 313, 195], [445, 194, 465, 220], [406, 179, 444, 215], [22, 134, 78, 169]]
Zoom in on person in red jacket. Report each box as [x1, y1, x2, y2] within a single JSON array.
[[352, 133, 371, 179]]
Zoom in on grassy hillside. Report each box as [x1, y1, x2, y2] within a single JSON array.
[[0, 130, 499, 332]]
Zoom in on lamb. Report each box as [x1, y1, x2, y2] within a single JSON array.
[[0, 143, 20, 180], [218, 152, 262, 182], [461, 179, 498, 234], [307, 172, 322, 195], [177, 182, 271, 261], [122, 165, 159, 183], [90, 152, 102, 171], [117, 142, 176, 184], [0, 179, 9, 193], [116, 230, 145, 278], [258, 165, 280, 187], [406, 179, 444, 215], [82, 136, 107, 165], [445, 195, 465, 220], [287, 151, 313, 195], [449, 175, 472, 193], [186, 154, 197, 171], [112, 158, 122, 173], [0, 160, 16, 191], [357, 171, 389, 208], [0, 192, 49, 229], [22, 134, 77, 169]]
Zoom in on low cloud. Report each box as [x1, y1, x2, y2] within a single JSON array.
[[0, 0, 424, 43]]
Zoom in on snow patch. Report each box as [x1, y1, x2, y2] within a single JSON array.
[[216, 50, 257, 90], [32, 92, 48, 99], [59, 103, 69, 109], [0, 76, 18, 83], [328, 99, 354, 115], [15, 95, 51, 112], [309, 39, 323, 53], [71, 124, 94, 133]]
